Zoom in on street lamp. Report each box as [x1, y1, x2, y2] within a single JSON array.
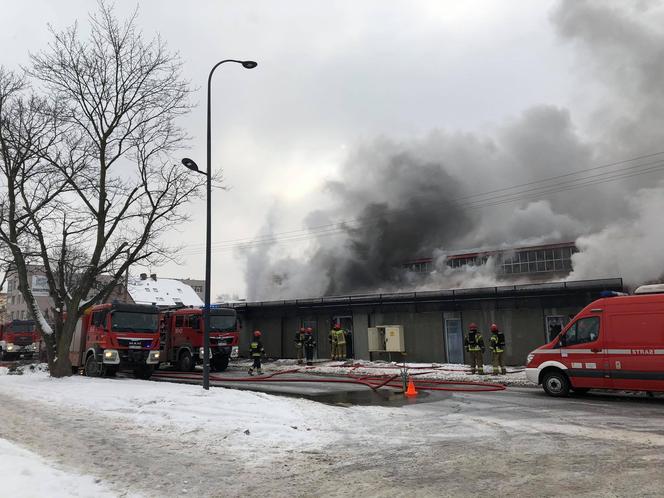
[[182, 58, 257, 391]]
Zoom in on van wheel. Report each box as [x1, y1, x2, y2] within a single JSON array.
[[177, 350, 194, 372], [84, 354, 103, 377], [542, 370, 570, 397]]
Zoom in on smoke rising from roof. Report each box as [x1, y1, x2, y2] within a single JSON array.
[[244, 0, 664, 300]]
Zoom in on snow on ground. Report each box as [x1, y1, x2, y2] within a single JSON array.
[[231, 358, 535, 387], [0, 437, 126, 498], [0, 367, 397, 463]]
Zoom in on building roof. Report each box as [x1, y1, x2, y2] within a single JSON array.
[[229, 278, 623, 310], [127, 277, 203, 307]]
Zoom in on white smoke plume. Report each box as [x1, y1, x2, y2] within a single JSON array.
[[243, 0, 664, 300]]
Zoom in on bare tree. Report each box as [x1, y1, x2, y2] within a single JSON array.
[[0, 3, 204, 377]]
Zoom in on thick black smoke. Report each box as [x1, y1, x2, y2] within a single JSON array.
[[320, 152, 474, 295], [244, 0, 664, 300]]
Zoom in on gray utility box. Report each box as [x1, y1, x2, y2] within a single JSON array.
[[368, 325, 405, 353]]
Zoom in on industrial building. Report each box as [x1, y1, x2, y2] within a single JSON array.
[[231, 277, 623, 366], [402, 241, 578, 280]]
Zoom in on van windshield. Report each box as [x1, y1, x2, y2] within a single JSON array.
[[111, 312, 159, 332]]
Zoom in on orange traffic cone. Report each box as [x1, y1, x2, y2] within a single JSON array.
[[405, 377, 418, 397]]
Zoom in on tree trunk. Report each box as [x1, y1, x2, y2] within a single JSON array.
[[48, 320, 77, 378]]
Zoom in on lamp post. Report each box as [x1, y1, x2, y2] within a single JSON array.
[[182, 59, 257, 390]]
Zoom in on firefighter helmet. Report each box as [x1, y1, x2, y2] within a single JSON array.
[[300, 327, 305, 332], [468, 322, 478, 331], [334, 323, 341, 330], [253, 330, 262, 337], [305, 327, 313, 334], [490, 323, 499, 332]]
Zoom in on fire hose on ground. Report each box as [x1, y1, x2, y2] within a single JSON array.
[[151, 367, 506, 393]]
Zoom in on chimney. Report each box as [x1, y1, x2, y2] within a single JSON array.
[[140, 273, 148, 280], [150, 273, 157, 281]]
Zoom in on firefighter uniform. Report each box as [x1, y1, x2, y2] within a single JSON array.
[[464, 324, 485, 375], [294, 328, 306, 364], [248, 332, 265, 375], [304, 329, 316, 366], [330, 324, 343, 360], [335, 326, 347, 360], [490, 324, 507, 375], [329, 327, 337, 360]]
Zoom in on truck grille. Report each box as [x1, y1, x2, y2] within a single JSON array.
[[13, 335, 32, 346]]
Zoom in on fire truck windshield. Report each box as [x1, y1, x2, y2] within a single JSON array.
[[209, 315, 236, 332], [9, 322, 35, 333], [111, 312, 159, 332]]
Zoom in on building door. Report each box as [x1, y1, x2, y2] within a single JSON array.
[[445, 318, 464, 364]]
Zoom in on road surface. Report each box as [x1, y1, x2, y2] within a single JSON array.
[[1, 375, 663, 497]]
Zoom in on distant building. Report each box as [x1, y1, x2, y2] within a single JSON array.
[[4, 266, 202, 321], [402, 242, 577, 280], [179, 278, 205, 301], [127, 273, 203, 307]]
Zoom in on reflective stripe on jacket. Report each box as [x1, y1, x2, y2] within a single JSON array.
[[250, 340, 264, 357], [490, 332, 505, 353], [464, 331, 484, 352]]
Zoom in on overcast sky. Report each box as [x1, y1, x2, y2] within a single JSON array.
[[3, 0, 658, 299]]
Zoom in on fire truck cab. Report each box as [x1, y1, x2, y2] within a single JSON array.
[[526, 288, 664, 397], [160, 306, 239, 372], [70, 303, 161, 379], [0, 320, 39, 361]]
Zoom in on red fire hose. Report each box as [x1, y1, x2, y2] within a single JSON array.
[[152, 367, 506, 393]]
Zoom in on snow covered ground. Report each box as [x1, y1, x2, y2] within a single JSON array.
[[2, 364, 664, 497], [230, 358, 534, 387], [0, 437, 126, 498]]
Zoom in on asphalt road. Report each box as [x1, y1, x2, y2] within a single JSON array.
[[148, 369, 664, 496]]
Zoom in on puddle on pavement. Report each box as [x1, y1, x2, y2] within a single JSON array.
[[300, 388, 450, 407]]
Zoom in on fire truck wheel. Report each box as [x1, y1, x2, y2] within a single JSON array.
[[84, 353, 103, 377], [542, 370, 570, 397], [212, 355, 229, 372], [133, 365, 154, 380], [177, 350, 194, 372]]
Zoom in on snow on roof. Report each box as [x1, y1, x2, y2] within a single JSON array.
[[127, 277, 203, 307]]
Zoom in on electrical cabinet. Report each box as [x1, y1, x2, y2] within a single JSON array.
[[368, 325, 405, 352]]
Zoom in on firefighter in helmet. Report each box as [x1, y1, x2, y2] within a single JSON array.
[[295, 327, 306, 364], [329, 323, 340, 360], [335, 323, 347, 361], [248, 330, 265, 376], [304, 327, 316, 366], [490, 323, 507, 375], [464, 323, 485, 375]]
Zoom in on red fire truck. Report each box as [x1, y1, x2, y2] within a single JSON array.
[[0, 320, 39, 361], [526, 287, 664, 397], [159, 306, 239, 372], [69, 303, 161, 379]]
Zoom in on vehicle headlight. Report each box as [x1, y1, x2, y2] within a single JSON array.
[[147, 350, 160, 364], [526, 351, 535, 365], [6, 343, 15, 352], [103, 349, 119, 364]]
